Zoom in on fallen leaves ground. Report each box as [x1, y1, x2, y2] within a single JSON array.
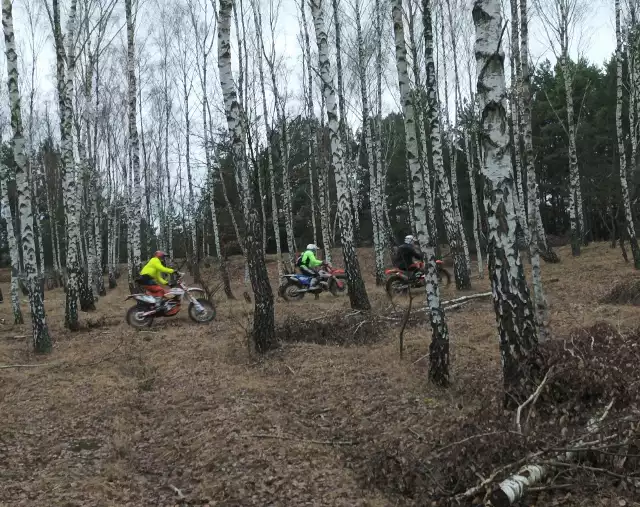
[[0, 242, 639, 506]]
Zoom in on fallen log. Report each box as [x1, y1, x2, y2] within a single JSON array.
[[487, 399, 616, 506]]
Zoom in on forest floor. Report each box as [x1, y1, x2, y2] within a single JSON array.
[[0, 241, 639, 506]]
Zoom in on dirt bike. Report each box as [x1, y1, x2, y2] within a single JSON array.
[[125, 274, 216, 328], [385, 260, 452, 299], [279, 264, 342, 301]]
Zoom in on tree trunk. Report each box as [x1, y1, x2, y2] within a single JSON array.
[[354, 0, 384, 285], [125, 0, 142, 283], [53, 0, 82, 330], [1, 166, 23, 324], [617, 0, 640, 268], [394, 0, 449, 385], [2, 0, 51, 350], [218, 0, 274, 351], [252, 0, 283, 280], [300, 0, 329, 261], [473, 0, 538, 405], [559, 49, 581, 256], [311, 0, 370, 310], [423, 0, 470, 290]]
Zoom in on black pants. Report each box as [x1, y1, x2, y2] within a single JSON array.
[[138, 274, 156, 286]]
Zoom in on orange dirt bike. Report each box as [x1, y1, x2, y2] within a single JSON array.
[[385, 260, 451, 299], [125, 274, 215, 328]]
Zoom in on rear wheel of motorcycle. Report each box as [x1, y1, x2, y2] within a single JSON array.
[[437, 267, 452, 286], [281, 281, 305, 302], [188, 298, 216, 323], [385, 275, 409, 300], [126, 305, 153, 328]]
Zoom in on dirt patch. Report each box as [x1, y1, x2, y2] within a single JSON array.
[[600, 279, 640, 305], [276, 311, 388, 346]]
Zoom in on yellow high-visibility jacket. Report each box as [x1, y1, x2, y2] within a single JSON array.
[[140, 257, 174, 285]]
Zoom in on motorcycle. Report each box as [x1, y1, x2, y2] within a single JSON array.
[[279, 264, 341, 301], [125, 274, 216, 328], [385, 260, 452, 299]]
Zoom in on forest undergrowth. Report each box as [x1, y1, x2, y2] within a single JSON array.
[[1, 242, 639, 506]]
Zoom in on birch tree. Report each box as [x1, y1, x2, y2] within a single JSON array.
[[2, 0, 52, 352], [300, 0, 332, 263], [125, 0, 142, 285], [535, 0, 587, 255], [1, 163, 23, 324], [616, 0, 640, 268], [423, 0, 471, 290], [218, 0, 275, 351], [310, 0, 370, 310], [473, 0, 538, 404], [393, 0, 449, 384]]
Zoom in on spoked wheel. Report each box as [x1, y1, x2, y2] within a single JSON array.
[[385, 275, 411, 300], [126, 305, 154, 328], [280, 282, 305, 302], [188, 298, 216, 323]]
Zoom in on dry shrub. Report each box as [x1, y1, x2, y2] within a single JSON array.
[[276, 312, 388, 346], [600, 279, 640, 305], [355, 322, 640, 505]]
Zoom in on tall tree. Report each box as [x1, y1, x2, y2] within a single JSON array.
[[310, 0, 371, 310], [125, 0, 142, 285], [616, 0, 640, 268], [423, 0, 470, 290], [1, 163, 23, 324], [2, 0, 52, 352], [473, 0, 538, 404], [394, 0, 449, 384], [218, 0, 275, 351]]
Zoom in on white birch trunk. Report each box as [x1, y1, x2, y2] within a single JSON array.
[[1, 165, 23, 324], [251, 0, 283, 280], [310, 0, 370, 310], [560, 50, 581, 256], [301, 0, 330, 262], [354, 0, 384, 284], [473, 0, 538, 404], [423, 0, 471, 290], [617, 0, 640, 268], [125, 0, 142, 283], [54, 0, 82, 330], [218, 0, 274, 351], [394, 0, 449, 385], [2, 0, 51, 351], [465, 132, 484, 277]]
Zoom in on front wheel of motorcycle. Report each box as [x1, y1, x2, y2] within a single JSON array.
[[188, 298, 217, 323], [126, 305, 154, 329], [385, 274, 409, 300], [437, 266, 452, 287], [334, 274, 348, 293]]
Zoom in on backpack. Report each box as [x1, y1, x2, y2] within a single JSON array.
[[295, 253, 304, 268]]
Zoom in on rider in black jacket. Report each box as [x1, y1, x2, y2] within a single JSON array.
[[394, 235, 424, 278]]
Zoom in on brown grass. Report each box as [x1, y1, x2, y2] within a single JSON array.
[[0, 242, 639, 506]]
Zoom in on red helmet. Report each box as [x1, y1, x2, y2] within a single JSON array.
[[154, 250, 167, 260]]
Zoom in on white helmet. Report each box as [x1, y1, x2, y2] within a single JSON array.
[[404, 235, 415, 245], [306, 243, 318, 251]]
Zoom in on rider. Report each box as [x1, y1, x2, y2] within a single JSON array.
[[138, 251, 181, 308], [298, 244, 327, 289], [394, 235, 424, 279]]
